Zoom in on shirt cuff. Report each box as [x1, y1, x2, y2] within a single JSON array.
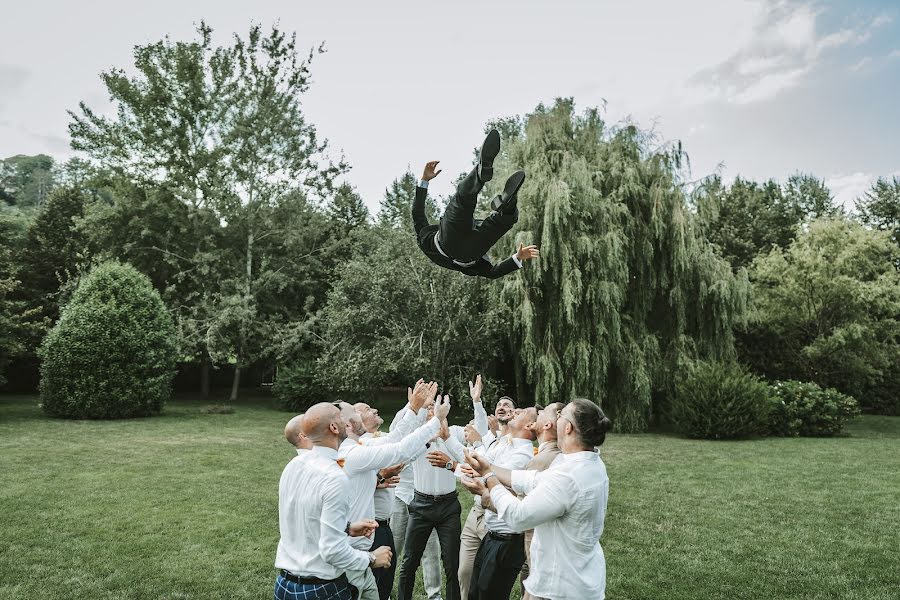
[[511, 253, 523, 268], [418, 179, 429, 189]]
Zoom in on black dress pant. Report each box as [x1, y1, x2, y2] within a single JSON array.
[[397, 491, 462, 600], [468, 531, 526, 600], [438, 167, 518, 262], [370, 519, 396, 600]]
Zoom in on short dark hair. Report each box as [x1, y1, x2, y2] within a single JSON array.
[[497, 396, 516, 407], [567, 398, 613, 447]]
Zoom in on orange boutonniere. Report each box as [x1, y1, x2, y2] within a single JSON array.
[[336, 459, 346, 468], [533, 447, 539, 456]]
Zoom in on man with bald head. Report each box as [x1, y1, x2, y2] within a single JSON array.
[[337, 383, 452, 600], [274, 402, 393, 600], [284, 414, 312, 454]]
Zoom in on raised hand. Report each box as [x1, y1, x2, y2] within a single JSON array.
[[516, 243, 540, 262], [349, 519, 379, 537], [371, 546, 393, 568], [409, 380, 433, 413], [487, 415, 499, 433], [464, 423, 482, 445], [407, 379, 423, 405], [469, 374, 483, 403], [434, 393, 451, 421], [461, 475, 488, 497], [422, 161, 442, 182], [464, 448, 492, 476]]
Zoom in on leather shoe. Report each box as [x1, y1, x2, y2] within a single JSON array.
[[490, 170, 526, 213], [477, 129, 501, 182]]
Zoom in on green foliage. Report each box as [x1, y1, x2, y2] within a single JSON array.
[[0, 154, 55, 208], [696, 173, 840, 269], [16, 186, 87, 346], [377, 171, 439, 229], [670, 360, 772, 439], [744, 218, 900, 415], [273, 356, 330, 412], [317, 225, 505, 400], [39, 262, 177, 418], [0, 211, 31, 385], [492, 99, 749, 431], [768, 380, 860, 437], [69, 22, 346, 399], [856, 176, 900, 258]]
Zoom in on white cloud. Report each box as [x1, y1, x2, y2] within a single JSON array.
[[684, 3, 892, 106], [825, 172, 876, 209], [850, 57, 872, 72]]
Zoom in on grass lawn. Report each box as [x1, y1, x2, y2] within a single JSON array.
[[1, 393, 898, 599]]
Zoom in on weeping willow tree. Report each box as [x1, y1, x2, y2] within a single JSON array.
[[488, 99, 749, 432]]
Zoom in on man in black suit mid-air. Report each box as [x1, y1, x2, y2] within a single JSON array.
[[412, 129, 539, 279]]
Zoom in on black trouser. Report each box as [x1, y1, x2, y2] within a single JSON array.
[[468, 531, 526, 600], [370, 519, 395, 600], [397, 491, 462, 600], [438, 167, 518, 263]]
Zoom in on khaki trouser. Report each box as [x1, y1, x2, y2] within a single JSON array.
[[458, 503, 487, 600], [346, 567, 379, 600], [521, 528, 535, 600]]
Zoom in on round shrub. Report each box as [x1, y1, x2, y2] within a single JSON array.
[[39, 261, 177, 419], [769, 380, 861, 437], [670, 360, 772, 439], [273, 356, 330, 412]]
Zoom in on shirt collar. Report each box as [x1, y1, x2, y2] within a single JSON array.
[[311, 445, 339, 461], [508, 437, 534, 449], [537, 440, 557, 453], [563, 450, 600, 462], [296, 448, 309, 456]]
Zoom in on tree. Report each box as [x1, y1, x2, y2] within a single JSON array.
[[743, 218, 900, 414], [695, 173, 841, 270], [39, 261, 177, 418], [69, 22, 344, 400], [316, 226, 505, 400], [16, 187, 87, 347], [856, 176, 900, 256], [0, 211, 29, 385], [489, 99, 749, 432], [0, 154, 55, 208], [377, 171, 439, 230]]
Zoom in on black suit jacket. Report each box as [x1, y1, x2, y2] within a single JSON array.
[[411, 185, 520, 280]]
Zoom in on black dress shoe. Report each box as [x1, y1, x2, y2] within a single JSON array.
[[477, 129, 501, 182], [490, 170, 526, 213]]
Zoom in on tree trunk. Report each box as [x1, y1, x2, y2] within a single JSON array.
[[200, 353, 211, 398], [230, 361, 241, 402]]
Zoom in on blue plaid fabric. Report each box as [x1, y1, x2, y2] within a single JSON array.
[[273, 574, 356, 600]]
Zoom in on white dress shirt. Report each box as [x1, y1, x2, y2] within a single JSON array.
[[478, 437, 534, 534], [339, 415, 441, 549], [275, 446, 370, 578], [490, 451, 609, 600], [359, 405, 426, 520], [296, 448, 309, 456]]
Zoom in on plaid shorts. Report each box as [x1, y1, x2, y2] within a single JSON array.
[[273, 573, 357, 600]]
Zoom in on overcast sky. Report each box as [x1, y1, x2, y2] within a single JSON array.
[[1, 0, 898, 212]]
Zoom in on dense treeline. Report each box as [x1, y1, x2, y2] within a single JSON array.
[[1, 23, 897, 427]]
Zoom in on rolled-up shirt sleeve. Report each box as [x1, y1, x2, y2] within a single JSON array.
[[444, 432, 467, 463], [491, 469, 573, 532], [320, 476, 371, 571], [345, 417, 441, 472]]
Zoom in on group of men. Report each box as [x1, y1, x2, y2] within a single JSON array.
[[275, 375, 613, 600]]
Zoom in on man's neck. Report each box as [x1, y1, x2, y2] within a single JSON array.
[[313, 438, 340, 451], [537, 433, 557, 446]]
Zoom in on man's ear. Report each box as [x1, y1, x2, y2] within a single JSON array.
[[543, 421, 553, 431], [329, 422, 339, 435]]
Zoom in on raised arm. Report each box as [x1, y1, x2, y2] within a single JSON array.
[[485, 244, 540, 280], [488, 469, 574, 532], [469, 374, 489, 436], [412, 161, 441, 235]]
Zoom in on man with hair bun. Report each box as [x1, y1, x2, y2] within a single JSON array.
[[461, 398, 613, 600]]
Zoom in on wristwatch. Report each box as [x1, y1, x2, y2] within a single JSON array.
[[377, 473, 386, 485], [483, 471, 497, 484], [368, 551, 377, 568], [445, 461, 454, 471]]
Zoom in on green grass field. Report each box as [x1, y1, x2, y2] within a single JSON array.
[[1, 394, 898, 599]]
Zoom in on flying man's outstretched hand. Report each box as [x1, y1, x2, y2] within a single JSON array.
[[516, 243, 540, 262], [422, 161, 442, 182]]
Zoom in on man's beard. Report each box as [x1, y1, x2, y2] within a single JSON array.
[[338, 426, 348, 443]]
